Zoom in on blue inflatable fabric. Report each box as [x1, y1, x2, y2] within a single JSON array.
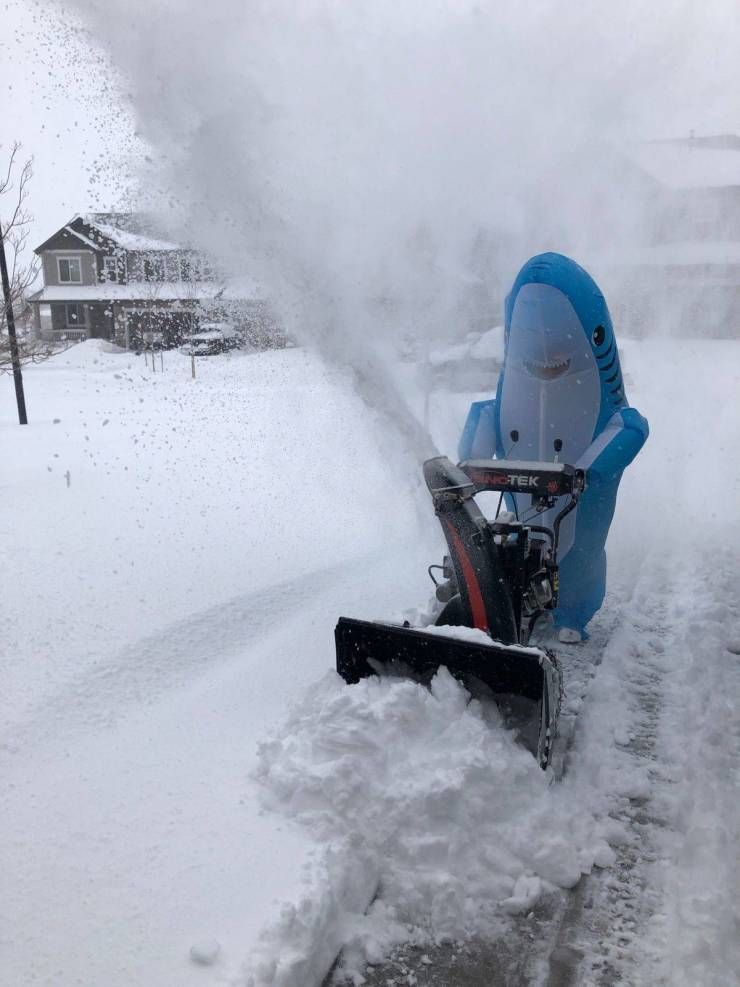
[[458, 253, 648, 637]]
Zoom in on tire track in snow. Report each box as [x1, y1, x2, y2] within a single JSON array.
[[536, 555, 674, 986]]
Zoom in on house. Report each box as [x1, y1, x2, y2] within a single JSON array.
[[598, 135, 740, 337], [29, 213, 271, 348]]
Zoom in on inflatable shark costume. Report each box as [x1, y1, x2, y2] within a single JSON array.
[[458, 253, 649, 639]]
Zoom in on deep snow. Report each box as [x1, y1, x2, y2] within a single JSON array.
[[2, 338, 739, 987]]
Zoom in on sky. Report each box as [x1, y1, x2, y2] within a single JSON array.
[[1, 0, 139, 253]]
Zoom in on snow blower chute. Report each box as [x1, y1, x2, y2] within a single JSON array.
[[335, 456, 585, 767]]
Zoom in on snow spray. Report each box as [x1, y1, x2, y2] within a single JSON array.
[[64, 0, 740, 463]]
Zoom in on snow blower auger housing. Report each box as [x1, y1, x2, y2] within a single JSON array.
[[335, 456, 585, 768]]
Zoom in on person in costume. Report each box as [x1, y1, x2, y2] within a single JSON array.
[[459, 252, 648, 641]]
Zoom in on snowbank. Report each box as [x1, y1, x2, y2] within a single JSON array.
[[249, 668, 615, 984], [0, 342, 431, 987]]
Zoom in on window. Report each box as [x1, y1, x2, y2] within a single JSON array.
[[164, 254, 180, 281], [144, 256, 165, 281], [103, 257, 119, 282], [58, 256, 82, 283], [65, 303, 85, 327]]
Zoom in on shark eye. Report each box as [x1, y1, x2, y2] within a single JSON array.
[[592, 325, 606, 347]]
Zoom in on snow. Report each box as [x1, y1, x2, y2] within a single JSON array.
[[31, 281, 237, 302], [198, 321, 235, 333], [3, 336, 740, 986], [191, 329, 231, 340], [624, 141, 740, 190], [469, 325, 505, 360], [647, 556, 740, 984], [0, 341, 427, 987], [219, 274, 266, 301], [252, 667, 614, 983], [63, 223, 104, 250], [83, 215, 181, 252], [605, 240, 740, 268], [427, 326, 504, 368], [190, 940, 221, 965], [420, 623, 546, 658]]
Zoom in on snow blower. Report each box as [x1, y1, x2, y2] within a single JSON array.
[[335, 456, 585, 768]]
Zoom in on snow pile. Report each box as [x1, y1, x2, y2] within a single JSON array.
[[87, 217, 180, 251], [470, 326, 505, 361], [245, 839, 379, 987], [427, 326, 504, 369], [250, 668, 616, 984]]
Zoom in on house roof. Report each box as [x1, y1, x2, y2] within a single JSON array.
[[28, 282, 225, 303], [614, 240, 740, 266], [624, 136, 740, 190], [62, 225, 101, 250], [82, 214, 181, 252], [35, 213, 186, 254], [591, 241, 740, 286], [28, 278, 263, 304], [34, 224, 108, 253]]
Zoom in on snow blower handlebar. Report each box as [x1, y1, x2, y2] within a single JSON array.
[[459, 459, 585, 498], [424, 457, 584, 552], [458, 458, 585, 557]]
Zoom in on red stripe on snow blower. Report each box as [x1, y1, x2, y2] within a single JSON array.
[[443, 520, 489, 632]]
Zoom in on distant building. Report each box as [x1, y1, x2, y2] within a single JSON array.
[[605, 135, 740, 337], [29, 213, 270, 348]]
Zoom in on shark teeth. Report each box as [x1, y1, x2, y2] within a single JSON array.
[[522, 357, 571, 380]]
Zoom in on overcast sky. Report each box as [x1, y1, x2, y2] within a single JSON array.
[[2, 0, 739, 259], [1, 0, 138, 251]]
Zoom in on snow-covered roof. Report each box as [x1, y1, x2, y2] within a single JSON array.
[[625, 140, 740, 190], [82, 215, 181, 252], [190, 328, 237, 340], [428, 326, 504, 367], [63, 225, 101, 250], [29, 281, 258, 303], [217, 274, 264, 300], [602, 240, 740, 268]]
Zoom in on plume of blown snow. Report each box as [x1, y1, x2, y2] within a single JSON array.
[[64, 0, 740, 455]]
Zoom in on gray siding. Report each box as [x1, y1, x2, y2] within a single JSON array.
[[42, 250, 97, 287]]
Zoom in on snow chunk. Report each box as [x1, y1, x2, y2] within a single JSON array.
[[421, 623, 545, 658], [469, 326, 504, 361], [189, 940, 220, 966], [501, 875, 542, 915]]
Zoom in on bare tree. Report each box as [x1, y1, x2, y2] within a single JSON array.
[[0, 142, 53, 373]]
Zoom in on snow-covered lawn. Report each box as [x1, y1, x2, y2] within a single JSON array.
[[1, 343, 427, 986], [2, 339, 739, 986]]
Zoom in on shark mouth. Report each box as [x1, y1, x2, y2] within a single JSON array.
[[522, 357, 571, 380]]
